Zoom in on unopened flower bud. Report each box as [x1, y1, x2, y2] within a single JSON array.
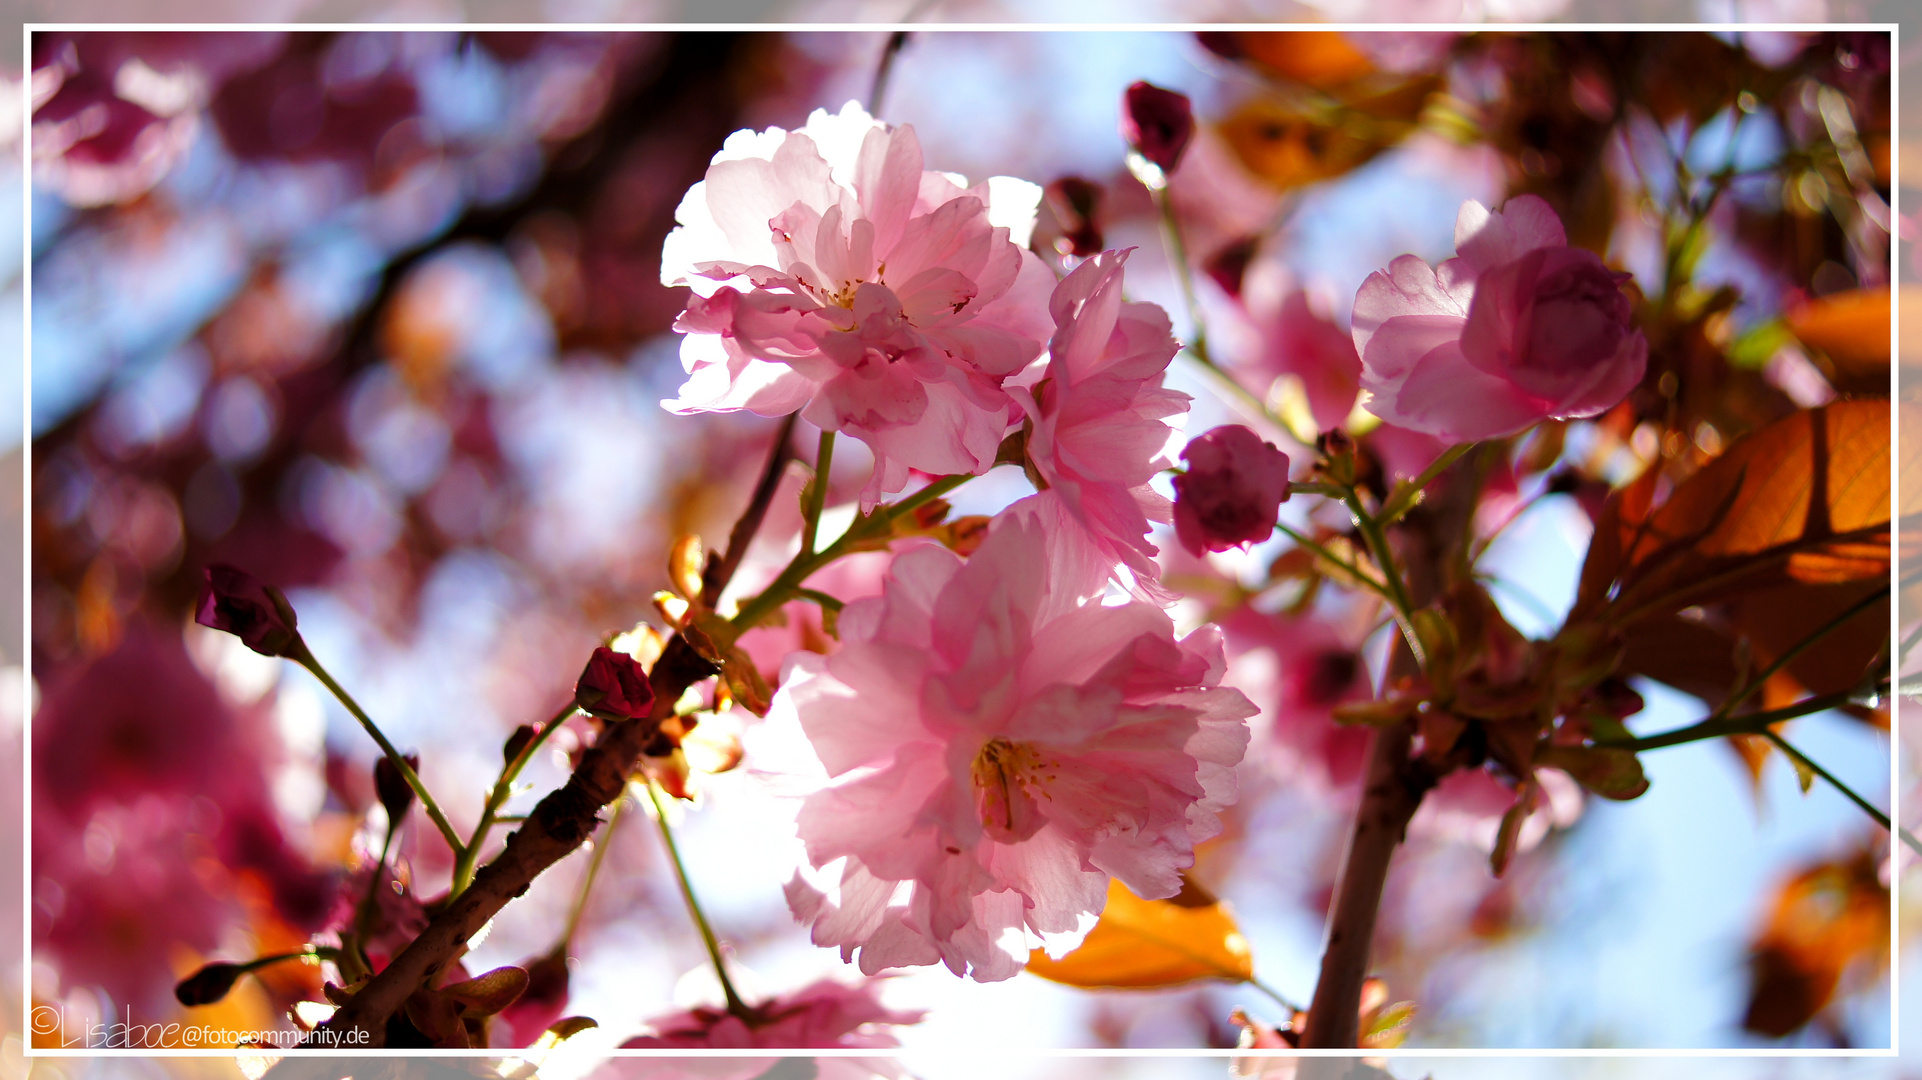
[[1122, 81, 1196, 176], [175, 962, 246, 1006], [1173, 425, 1292, 557], [195, 564, 301, 657], [1044, 176, 1104, 258], [574, 646, 655, 722], [503, 724, 537, 765], [374, 753, 419, 825]]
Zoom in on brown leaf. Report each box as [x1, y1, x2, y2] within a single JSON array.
[[1726, 580, 1888, 711], [1025, 877, 1254, 989], [1576, 402, 1890, 628], [1742, 849, 1889, 1038]]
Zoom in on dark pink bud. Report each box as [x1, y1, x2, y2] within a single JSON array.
[[196, 564, 300, 657], [574, 646, 655, 721], [175, 962, 246, 1006], [1044, 176, 1104, 258], [1122, 81, 1196, 174], [1173, 425, 1292, 557], [373, 753, 419, 825]]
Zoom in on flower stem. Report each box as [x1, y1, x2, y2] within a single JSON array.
[[1339, 489, 1424, 671], [559, 788, 624, 951], [801, 430, 835, 557], [642, 781, 749, 1018], [1249, 976, 1303, 1016], [1761, 730, 1917, 856], [1707, 587, 1888, 726], [732, 473, 970, 631], [451, 700, 581, 897], [1377, 443, 1475, 525], [868, 30, 910, 117], [1152, 185, 1205, 358], [291, 645, 465, 857], [1601, 682, 1888, 752], [1274, 522, 1396, 607]]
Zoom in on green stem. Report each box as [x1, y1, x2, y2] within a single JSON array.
[[242, 947, 341, 973], [1708, 587, 1888, 726], [1604, 688, 1858, 751], [451, 700, 581, 897], [733, 473, 969, 632], [1289, 482, 1348, 499], [1274, 522, 1396, 607], [801, 431, 835, 557], [1761, 730, 1916, 855], [1249, 976, 1302, 1016], [643, 781, 749, 1018], [353, 823, 398, 967], [559, 789, 624, 951], [1152, 185, 1204, 360], [795, 587, 844, 612], [1378, 443, 1475, 525], [1145, 177, 1280, 428], [1339, 488, 1424, 670], [292, 645, 464, 856]]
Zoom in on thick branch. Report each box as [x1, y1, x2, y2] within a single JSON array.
[[1300, 724, 1436, 1048], [1301, 444, 1478, 1048], [310, 636, 718, 1046]]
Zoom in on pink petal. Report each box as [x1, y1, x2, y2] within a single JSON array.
[[1453, 193, 1566, 272]]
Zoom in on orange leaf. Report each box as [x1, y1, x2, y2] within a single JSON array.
[[1576, 401, 1890, 627], [1787, 286, 1890, 383], [1229, 31, 1377, 87], [1025, 877, 1254, 990]]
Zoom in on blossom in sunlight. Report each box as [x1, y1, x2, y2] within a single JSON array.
[[1172, 425, 1291, 557], [623, 976, 923, 1052], [1015, 248, 1189, 603], [661, 101, 1055, 503], [779, 515, 1253, 981], [1351, 195, 1645, 443]]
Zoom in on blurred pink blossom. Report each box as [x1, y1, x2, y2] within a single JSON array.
[[1352, 195, 1645, 443], [779, 515, 1252, 981], [623, 976, 922, 1051], [661, 102, 1056, 504]]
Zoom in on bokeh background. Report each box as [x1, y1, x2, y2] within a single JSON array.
[[1, 13, 1914, 1080]]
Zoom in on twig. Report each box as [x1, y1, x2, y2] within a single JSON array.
[[703, 413, 799, 604]]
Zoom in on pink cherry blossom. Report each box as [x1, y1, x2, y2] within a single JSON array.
[[661, 101, 1056, 503], [1015, 249, 1189, 604], [622, 977, 923, 1052], [777, 514, 1253, 981], [1351, 195, 1645, 443]]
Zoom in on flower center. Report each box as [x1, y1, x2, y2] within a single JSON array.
[[970, 737, 1055, 841]]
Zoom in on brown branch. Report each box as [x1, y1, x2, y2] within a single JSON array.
[[1300, 724, 1438, 1048], [702, 412, 798, 603]]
